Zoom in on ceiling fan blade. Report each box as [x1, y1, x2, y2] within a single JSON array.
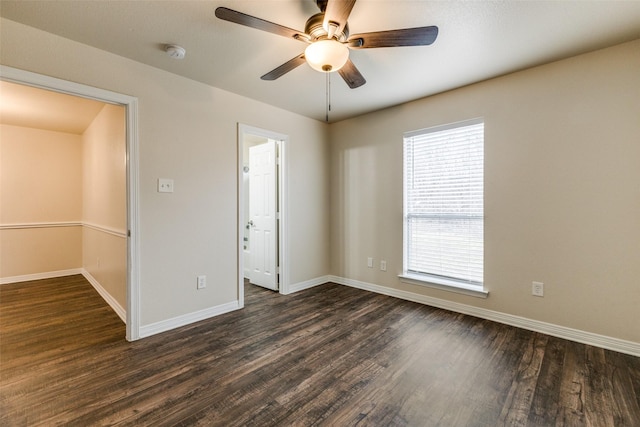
[[338, 59, 366, 89], [323, 0, 357, 39], [215, 7, 309, 42], [348, 26, 438, 49], [261, 53, 307, 81]]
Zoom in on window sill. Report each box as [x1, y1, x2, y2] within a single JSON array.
[[398, 274, 489, 299]]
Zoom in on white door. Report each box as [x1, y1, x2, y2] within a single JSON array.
[[249, 139, 278, 290]]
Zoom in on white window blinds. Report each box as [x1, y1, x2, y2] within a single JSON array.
[[403, 119, 484, 286]]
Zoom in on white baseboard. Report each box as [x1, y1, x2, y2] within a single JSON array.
[[81, 269, 126, 323], [285, 275, 331, 295], [328, 275, 640, 357], [0, 269, 83, 285], [139, 300, 241, 339]]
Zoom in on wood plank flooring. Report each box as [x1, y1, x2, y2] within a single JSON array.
[[1, 275, 639, 426]]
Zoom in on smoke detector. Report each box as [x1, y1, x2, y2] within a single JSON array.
[[165, 44, 186, 59]]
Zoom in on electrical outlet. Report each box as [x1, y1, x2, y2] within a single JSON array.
[[380, 260, 387, 271], [197, 275, 207, 289], [367, 257, 373, 268], [532, 281, 544, 297]]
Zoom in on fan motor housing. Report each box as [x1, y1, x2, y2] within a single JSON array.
[[305, 13, 349, 42]]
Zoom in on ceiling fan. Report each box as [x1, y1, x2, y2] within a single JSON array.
[[215, 0, 438, 89]]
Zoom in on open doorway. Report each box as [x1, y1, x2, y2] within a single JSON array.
[[0, 65, 140, 341], [238, 124, 289, 306]]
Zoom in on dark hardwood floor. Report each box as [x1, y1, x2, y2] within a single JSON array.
[[1, 275, 639, 426]]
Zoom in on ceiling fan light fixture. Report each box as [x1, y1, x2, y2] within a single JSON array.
[[305, 39, 349, 73]]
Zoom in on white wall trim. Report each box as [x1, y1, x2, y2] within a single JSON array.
[[0, 269, 83, 285], [277, 137, 290, 296], [0, 221, 82, 230], [82, 222, 127, 238], [285, 275, 331, 295], [328, 275, 640, 357], [237, 125, 246, 309], [399, 273, 488, 298], [125, 97, 140, 341], [81, 269, 126, 323], [0, 221, 127, 239], [139, 300, 241, 339], [0, 65, 141, 342]]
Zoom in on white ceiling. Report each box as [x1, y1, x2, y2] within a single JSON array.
[[0, 80, 106, 134], [2, 0, 640, 123]]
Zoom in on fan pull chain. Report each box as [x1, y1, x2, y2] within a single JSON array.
[[329, 72, 332, 113], [325, 72, 330, 122]]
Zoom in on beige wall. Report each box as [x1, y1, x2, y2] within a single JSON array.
[[1, 18, 330, 326], [0, 124, 83, 277], [82, 104, 126, 231], [1, 227, 82, 278], [0, 124, 82, 223], [83, 226, 126, 307], [329, 39, 640, 343], [82, 104, 127, 308]]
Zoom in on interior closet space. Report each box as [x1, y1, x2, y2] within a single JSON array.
[[0, 81, 127, 320]]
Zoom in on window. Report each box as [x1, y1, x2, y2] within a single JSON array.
[[402, 119, 484, 291]]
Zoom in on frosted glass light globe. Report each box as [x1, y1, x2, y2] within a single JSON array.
[[305, 40, 349, 73]]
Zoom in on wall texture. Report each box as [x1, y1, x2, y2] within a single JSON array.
[[329, 40, 640, 344], [0, 124, 82, 278], [1, 18, 330, 328], [82, 104, 127, 309]]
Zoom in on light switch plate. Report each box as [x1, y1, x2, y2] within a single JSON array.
[[197, 275, 207, 289], [158, 178, 174, 193]]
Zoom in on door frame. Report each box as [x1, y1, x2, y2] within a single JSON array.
[[237, 124, 289, 306], [1, 65, 141, 341]]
